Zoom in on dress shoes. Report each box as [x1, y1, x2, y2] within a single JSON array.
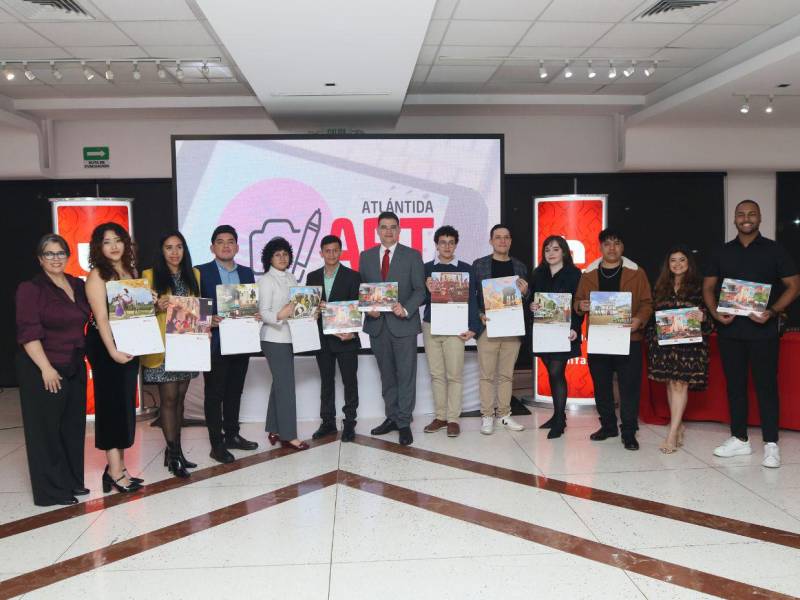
[[209, 444, 235, 464], [341, 421, 356, 442], [371, 419, 399, 436], [280, 440, 310, 451], [399, 426, 414, 446], [72, 487, 90, 496], [312, 421, 339, 440], [589, 427, 619, 441], [622, 435, 640, 451], [446, 422, 460, 438], [225, 434, 259, 451], [56, 496, 79, 505], [424, 419, 448, 433]]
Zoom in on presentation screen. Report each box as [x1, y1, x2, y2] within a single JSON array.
[[173, 135, 503, 280]]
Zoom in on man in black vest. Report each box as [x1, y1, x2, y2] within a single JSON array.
[[307, 235, 362, 442]]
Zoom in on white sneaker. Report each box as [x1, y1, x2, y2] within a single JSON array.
[[762, 443, 781, 468], [480, 416, 495, 435], [713, 436, 752, 458], [500, 415, 525, 432]]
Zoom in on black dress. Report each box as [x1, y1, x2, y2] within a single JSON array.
[[86, 317, 139, 450], [530, 265, 584, 360], [645, 290, 712, 391]]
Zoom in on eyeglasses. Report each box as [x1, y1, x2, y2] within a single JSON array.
[[42, 251, 67, 260]]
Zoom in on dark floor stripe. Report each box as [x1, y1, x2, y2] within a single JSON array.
[[352, 434, 800, 550], [339, 471, 793, 600], [0, 435, 337, 540], [0, 471, 338, 600]]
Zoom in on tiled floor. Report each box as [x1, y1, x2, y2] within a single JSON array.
[[1, 386, 800, 599]]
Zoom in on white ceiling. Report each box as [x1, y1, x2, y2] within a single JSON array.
[[0, 0, 799, 128]]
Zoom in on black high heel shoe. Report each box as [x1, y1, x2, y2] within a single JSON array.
[[163, 444, 197, 470], [123, 468, 144, 485], [165, 442, 190, 478], [102, 467, 142, 494]]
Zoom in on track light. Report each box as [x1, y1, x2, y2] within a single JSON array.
[[50, 60, 62, 80], [156, 60, 166, 80], [644, 61, 657, 77], [608, 61, 617, 79], [175, 60, 184, 81], [81, 61, 94, 80], [201, 61, 210, 77], [23, 62, 35, 80], [740, 96, 750, 114], [104, 60, 114, 81], [587, 60, 596, 79], [538, 60, 547, 79], [563, 60, 573, 79], [765, 96, 774, 114], [132, 60, 141, 80], [623, 60, 635, 77], [2, 62, 14, 81]]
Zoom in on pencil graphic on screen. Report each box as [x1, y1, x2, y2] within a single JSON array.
[[293, 208, 321, 281]]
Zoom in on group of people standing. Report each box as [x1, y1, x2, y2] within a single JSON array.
[[13, 199, 799, 506]]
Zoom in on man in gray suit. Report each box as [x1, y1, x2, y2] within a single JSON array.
[[359, 211, 426, 445]]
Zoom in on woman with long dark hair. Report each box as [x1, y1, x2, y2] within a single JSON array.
[[646, 246, 712, 453], [529, 235, 584, 439], [84, 222, 143, 494], [142, 231, 200, 478]]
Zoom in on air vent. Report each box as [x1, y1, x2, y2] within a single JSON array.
[[1, 0, 95, 20], [635, 0, 727, 23]]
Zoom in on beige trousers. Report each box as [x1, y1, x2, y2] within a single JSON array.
[[477, 331, 521, 418], [422, 321, 466, 422]]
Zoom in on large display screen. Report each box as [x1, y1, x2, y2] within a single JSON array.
[[173, 135, 503, 279]]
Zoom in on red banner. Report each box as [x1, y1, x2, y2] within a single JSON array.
[[534, 195, 606, 403]]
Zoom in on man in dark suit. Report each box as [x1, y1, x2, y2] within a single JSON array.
[[359, 211, 426, 446], [197, 225, 259, 464], [306, 235, 362, 442]]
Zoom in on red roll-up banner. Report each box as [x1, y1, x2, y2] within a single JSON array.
[[50, 198, 139, 415], [533, 195, 607, 405]]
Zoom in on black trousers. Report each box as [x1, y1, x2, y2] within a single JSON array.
[[718, 336, 780, 443], [15, 352, 86, 505], [203, 353, 250, 445], [316, 349, 359, 424], [588, 341, 643, 437]]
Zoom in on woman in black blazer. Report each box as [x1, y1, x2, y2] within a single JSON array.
[[529, 235, 584, 439]]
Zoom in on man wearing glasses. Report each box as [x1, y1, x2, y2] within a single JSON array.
[[359, 211, 426, 445]]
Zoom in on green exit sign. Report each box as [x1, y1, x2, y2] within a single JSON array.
[[83, 146, 110, 168]]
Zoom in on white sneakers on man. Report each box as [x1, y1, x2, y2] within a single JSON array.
[[762, 443, 781, 468], [500, 415, 525, 431], [713, 436, 752, 457], [480, 416, 494, 435]]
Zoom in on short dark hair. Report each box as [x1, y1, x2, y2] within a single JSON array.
[[490, 224, 511, 238], [36, 233, 70, 258], [599, 228, 624, 244], [319, 234, 342, 249], [434, 225, 459, 244], [735, 199, 761, 212], [261, 237, 293, 272], [211, 224, 238, 243], [377, 211, 400, 225]]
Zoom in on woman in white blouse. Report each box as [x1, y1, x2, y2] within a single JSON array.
[[257, 237, 309, 451]]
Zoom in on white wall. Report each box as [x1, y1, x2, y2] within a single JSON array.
[[0, 125, 41, 178]]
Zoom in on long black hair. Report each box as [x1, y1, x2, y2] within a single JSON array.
[[534, 235, 574, 273], [151, 230, 199, 296]]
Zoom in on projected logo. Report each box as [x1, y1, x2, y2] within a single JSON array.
[[218, 178, 332, 282]]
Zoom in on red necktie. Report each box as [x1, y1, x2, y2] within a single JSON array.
[[381, 248, 390, 281]]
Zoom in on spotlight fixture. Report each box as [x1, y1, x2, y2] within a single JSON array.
[[623, 60, 635, 78], [156, 60, 166, 80], [81, 61, 94, 80], [765, 95, 774, 114], [538, 60, 547, 79], [23, 62, 35, 80], [201, 61, 210, 78], [563, 60, 573, 79], [50, 60, 62, 80], [175, 60, 184, 81], [2, 62, 14, 81], [104, 60, 114, 81], [608, 60, 617, 79], [740, 96, 750, 114], [132, 60, 141, 80], [587, 60, 596, 79], [644, 61, 657, 77]]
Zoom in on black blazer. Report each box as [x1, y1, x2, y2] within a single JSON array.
[[530, 264, 584, 359], [306, 264, 361, 353]]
